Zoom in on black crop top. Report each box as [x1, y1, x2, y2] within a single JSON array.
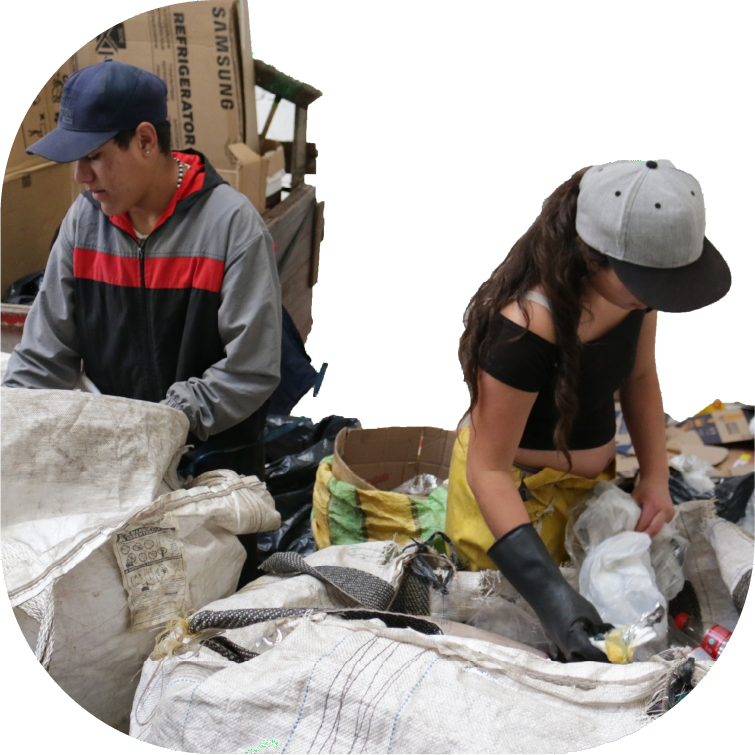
[[480, 310, 647, 450]]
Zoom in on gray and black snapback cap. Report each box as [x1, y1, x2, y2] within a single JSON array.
[[576, 159, 730, 312]]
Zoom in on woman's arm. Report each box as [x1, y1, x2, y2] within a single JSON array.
[[467, 371, 538, 537], [469, 320, 611, 663], [618, 311, 675, 537]]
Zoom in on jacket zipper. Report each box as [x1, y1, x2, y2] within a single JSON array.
[[137, 238, 162, 402]]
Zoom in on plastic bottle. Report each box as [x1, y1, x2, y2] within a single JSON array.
[[670, 612, 732, 660]]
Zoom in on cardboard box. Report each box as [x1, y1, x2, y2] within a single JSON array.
[[7, 61, 75, 173], [332, 427, 456, 492], [1, 163, 78, 294], [68, 1, 245, 171], [675, 408, 754, 445], [218, 142, 285, 213]]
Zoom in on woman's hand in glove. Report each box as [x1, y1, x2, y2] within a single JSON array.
[[488, 523, 613, 663]]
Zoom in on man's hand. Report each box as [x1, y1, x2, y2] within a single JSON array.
[[632, 477, 675, 537]]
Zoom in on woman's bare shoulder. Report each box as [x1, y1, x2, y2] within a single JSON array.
[[499, 292, 557, 345]]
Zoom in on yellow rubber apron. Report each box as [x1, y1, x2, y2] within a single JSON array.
[[445, 425, 615, 570]]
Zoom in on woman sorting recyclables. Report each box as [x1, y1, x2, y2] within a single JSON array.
[[446, 160, 731, 663]]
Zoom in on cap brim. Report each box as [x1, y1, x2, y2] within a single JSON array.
[[25, 127, 119, 163], [609, 237, 731, 313]]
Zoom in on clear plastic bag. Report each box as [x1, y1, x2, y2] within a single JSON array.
[[579, 531, 668, 635], [649, 522, 689, 601], [569, 481, 687, 603], [252, 620, 297, 655], [467, 596, 556, 656], [670, 453, 716, 494], [572, 481, 641, 555], [392, 474, 446, 497]]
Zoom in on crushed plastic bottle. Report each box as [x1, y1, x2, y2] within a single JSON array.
[[590, 604, 666, 664]]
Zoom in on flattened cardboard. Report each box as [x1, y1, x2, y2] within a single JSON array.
[[713, 447, 755, 478], [332, 427, 456, 492], [667, 444, 729, 467], [675, 409, 754, 445]]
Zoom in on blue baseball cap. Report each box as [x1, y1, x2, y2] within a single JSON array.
[[26, 60, 168, 163]]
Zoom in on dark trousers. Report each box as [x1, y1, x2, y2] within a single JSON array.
[[178, 402, 269, 590]]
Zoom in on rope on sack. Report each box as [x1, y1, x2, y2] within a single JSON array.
[[2, 540, 56, 669]]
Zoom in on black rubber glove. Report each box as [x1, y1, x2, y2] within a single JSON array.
[[487, 523, 613, 663]]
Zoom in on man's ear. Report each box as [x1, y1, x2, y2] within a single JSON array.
[[134, 122, 159, 155]]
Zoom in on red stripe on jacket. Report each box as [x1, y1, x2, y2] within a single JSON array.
[[73, 248, 224, 292], [74, 248, 141, 287], [145, 256, 224, 292]]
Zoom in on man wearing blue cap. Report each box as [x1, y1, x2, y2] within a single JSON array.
[[3, 60, 282, 586]]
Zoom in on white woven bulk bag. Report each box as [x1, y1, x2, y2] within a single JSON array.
[[674, 499, 742, 632], [702, 501, 753, 615], [2, 389, 279, 732], [130, 542, 699, 753]]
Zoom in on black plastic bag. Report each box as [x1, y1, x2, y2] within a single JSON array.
[[257, 503, 316, 561], [668, 468, 713, 506], [258, 414, 360, 564], [2, 270, 45, 305], [264, 415, 360, 498], [713, 472, 753, 523], [668, 468, 754, 526]]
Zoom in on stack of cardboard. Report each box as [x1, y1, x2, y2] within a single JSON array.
[[615, 401, 754, 481], [2, 0, 284, 296]]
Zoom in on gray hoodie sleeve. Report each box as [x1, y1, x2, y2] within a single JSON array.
[[1, 207, 83, 390], [161, 214, 282, 441]]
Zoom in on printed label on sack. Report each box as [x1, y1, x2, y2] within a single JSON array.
[[113, 513, 187, 631]]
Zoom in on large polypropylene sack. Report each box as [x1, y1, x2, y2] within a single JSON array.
[[673, 498, 742, 632], [1, 389, 189, 605], [130, 541, 698, 753], [702, 500, 753, 615], [2, 389, 280, 732]]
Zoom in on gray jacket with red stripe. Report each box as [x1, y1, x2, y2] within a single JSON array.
[[3, 150, 282, 447]]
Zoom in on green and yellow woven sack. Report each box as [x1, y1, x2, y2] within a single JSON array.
[[312, 456, 447, 549]]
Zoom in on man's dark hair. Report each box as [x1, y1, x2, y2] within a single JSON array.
[[113, 121, 172, 155]]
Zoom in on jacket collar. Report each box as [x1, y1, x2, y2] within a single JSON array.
[[83, 149, 228, 240]]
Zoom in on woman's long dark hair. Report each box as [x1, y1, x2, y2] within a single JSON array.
[[459, 166, 610, 469]]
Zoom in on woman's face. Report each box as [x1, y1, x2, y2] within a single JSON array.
[[590, 267, 649, 311]]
